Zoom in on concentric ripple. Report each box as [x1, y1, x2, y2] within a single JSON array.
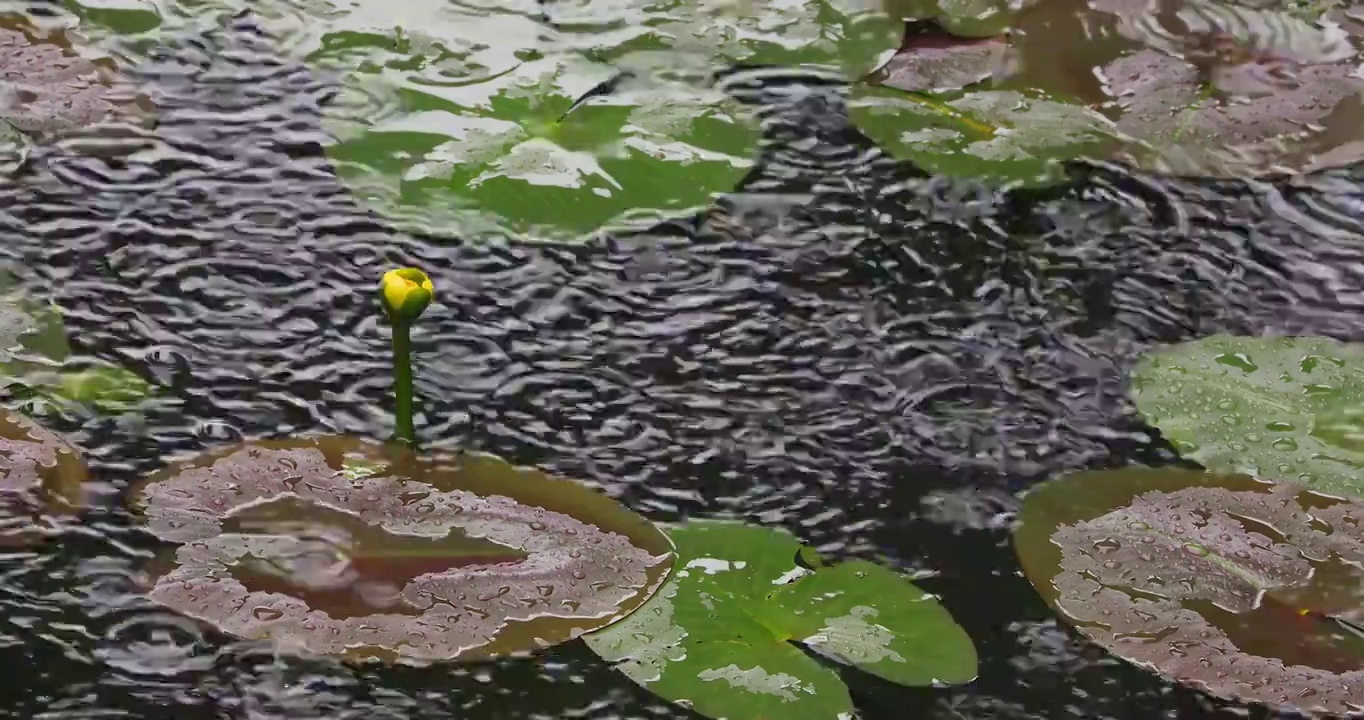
[[1, 7, 1364, 720]]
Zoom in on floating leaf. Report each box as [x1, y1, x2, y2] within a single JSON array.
[[583, 520, 976, 720], [1015, 467, 1364, 716], [1101, 48, 1364, 174], [328, 55, 758, 241], [0, 20, 116, 134], [132, 436, 675, 663], [0, 410, 88, 545], [850, 86, 1122, 182], [1131, 335, 1364, 498], [542, 0, 903, 78], [1114, 0, 1355, 65], [869, 22, 1008, 93]]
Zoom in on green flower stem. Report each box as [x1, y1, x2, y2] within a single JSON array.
[[391, 317, 416, 446]]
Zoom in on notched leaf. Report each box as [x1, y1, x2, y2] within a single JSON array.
[[1016, 467, 1364, 716], [134, 436, 674, 664]]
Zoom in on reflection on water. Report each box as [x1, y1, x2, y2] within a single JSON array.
[[222, 497, 527, 620], [2, 0, 1364, 718]]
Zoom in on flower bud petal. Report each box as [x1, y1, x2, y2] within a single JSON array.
[[380, 268, 435, 322]]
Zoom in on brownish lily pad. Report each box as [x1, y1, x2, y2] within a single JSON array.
[[1101, 48, 1364, 174], [870, 20, 1009, 93], [0, 17, 119, 134], [132, 436, 675, 663], [1015, 467, 1364, 716], [0, 410, 88, 544]]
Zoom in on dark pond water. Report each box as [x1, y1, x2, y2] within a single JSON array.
[[3, 1, 1364, 719]]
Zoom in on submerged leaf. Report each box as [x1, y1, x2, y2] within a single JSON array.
[[583, 520, 975, 720], [133, 436, 674, 663], [1131, 335, 1364, 498], [1015, 467, 1364, 715]]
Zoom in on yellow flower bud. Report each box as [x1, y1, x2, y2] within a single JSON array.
[[380, 268, 434, 322]]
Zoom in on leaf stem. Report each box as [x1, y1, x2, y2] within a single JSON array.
[[391, 317, 416, 446]]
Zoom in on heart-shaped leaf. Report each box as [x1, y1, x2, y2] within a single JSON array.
[[583, 520, 976, 720], [1015, 467, 1364, 716], [1131, 335, 1364, 499]]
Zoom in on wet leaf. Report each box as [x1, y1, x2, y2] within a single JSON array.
[[1114, 0, 1355, 64], [1102, 49, 1364, 174], [0, 410, 88, 546], [850, 86, 1122, 183], [327, 55, 758, 241], [542, 0, 903, 78], [1015, 467, 1364, 715], [132, 436, 675, 663], [1131, 335, 1364, 498], [582, 520, 976, 720], [0, 21, 115, 134], [870, 22, 1009, 93]]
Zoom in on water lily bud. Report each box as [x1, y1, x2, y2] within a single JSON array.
[[380, 268, 434, 322]]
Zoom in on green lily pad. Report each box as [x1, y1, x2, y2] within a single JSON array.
[[327, 55, 758, 241], [582, 519, 977, 720], [1131, 335, 1364, 499], [849, 86, 1123, 184], [1015, 466, 1364, 716], [543, 0, 903, 78]]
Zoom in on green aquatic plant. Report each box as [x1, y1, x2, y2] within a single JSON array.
[[328, 54, 759, 241], [1015, 466, 1364, 716], [583, 519, 977, 720], [1131, 334, 1364, 499], [378, 267, 434, 446], [0, 283, 153, 415], [849, 86, 1124, 184]]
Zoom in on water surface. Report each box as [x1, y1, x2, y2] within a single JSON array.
[[1, 1, 1364, 718]]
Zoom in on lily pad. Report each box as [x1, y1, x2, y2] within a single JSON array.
[[1101, 48, 1364, 175], [582, 520, 977, 720], [327, 55, 758, 241], [1131, 334, 1364, 499], [541, 0, 904, 78], [850, 86, 1122, 183], [131, 435, 675, 663], [869, 21, 1009, 93], [0, 410, 88, 544], [1015, 466, 1364, 716], [0, 19, 117, 135]]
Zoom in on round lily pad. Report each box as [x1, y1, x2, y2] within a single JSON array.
[[1131, 335, 1364, 500], [849, 87, 1123, 184], [327, 54, 759, 241], [0, 410, 88, 543], [1015, 467, 1364, 716], [132, 435, 675, 663], [583, 519, 976, 720]]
